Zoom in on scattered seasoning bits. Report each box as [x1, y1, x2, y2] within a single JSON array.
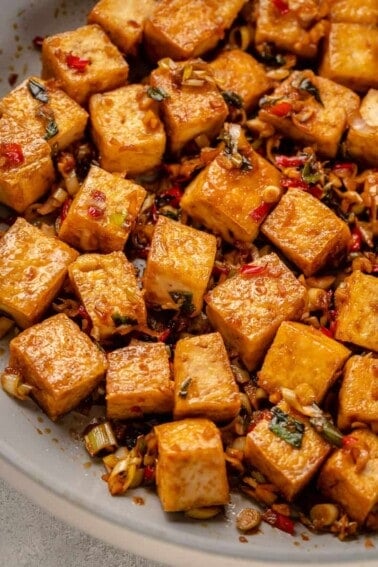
[[269, 406, 305, 449], [27, 78, 49, 103], [236, 508, 262, 532], [44, 119, 59, 140], [221, 90, 244, 109], [275, 155, 308, 168], [179, 377, 192, 398], [240, 264, 266, 277], [298, 78, 323, 106], [147, 86, 170, 102], [87, 205, 104, 219], [66, 52, 90, 73], [0, 142, 24, 168], [249, 201, 272, 222]]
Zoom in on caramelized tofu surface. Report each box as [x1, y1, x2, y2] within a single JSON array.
[[0, 77, 88, 151], [181, 145, 281, 244], [318, 429, 378, 524], [154, 418, 229, 512], [68, 251, 146, 340], [58, 165, 146, 252], [173, 332, 240, 422], [346, 89, 378, 167], [144, 0, 246, 60], [245, 402, 331, 501], [90, 84, 166, 175], [42, 24, 129, 105], [338, 355, 378, 430], [143, 216, 216, 316], [258, 321, 350, 404], [205, 253, 307, 370], [0, 218, 78, 329], [261, 188, 351, 276], [0, 116, 55, 213], [9, 313, 107, 420], [334, 271, 378, 352], [106, 342, 173, 419]]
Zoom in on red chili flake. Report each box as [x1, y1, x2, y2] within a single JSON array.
[[333, 162, 354, 173], [240, 264, 266, 277], [151, 203, 159, 223], [77, 305, 93, 334], [266, 101, 292, 117], [143, 465, 156, 484], [66, 53, 90, 73], [307, 185, 323, 199], [88, 205, 104, 219], [342, 435, 358, 448], [33, 36, 44, 49], [275, 155, 307, 168], [349, 227, 362, 252], [158, 329, 171, 343], [262, 508, 295, 535], [160, 185, 183, 208], [60, 197, 72, 224], [329, 319, 338, 336], [90, 189, 106, 202], [272, 0, 290, 15], [281, 177, 309, 190], [249, 201, 272, 223], [319, 326, 334, 339], [0, 142, 25, 168]]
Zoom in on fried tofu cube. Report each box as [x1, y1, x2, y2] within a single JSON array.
[[144, 0, 246, 61], [245, 402, 330, 501], [149, 60, 227, 155], [330, 0, 378, 25], [58, 165, 146, 252], [0, 77, 88, 151], [261, 188, 351, 276], [143, 216, 216, 316], [173, 332, 240, 422], [154, 418, 229, 512], [0, 218, 78, 329], [319, 23, 378, 92], [68, 251, 146, 341], [181, 144, 281, 244], [255, 0, 330, 58], [258, 321, 350, 404], [259, 70, 360, 158], [205, 253, 307, 371], [88, 0, 158, 54], [318, 428, 378, 524], [338, 356, 378, 431], [41, 24, 129, 105], [9, 313, 107, 420], [0, 116, 55, 213], [90, 84, 166, 175], [106, 342, 173, 419], [334, 271, 378, 352], [208, 49, 271, 112], [346, 89, 378, 167]]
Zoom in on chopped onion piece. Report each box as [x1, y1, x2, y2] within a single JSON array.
[[1, 367, 32, 400]]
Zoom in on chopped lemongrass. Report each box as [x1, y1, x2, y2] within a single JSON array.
[[84, 422, 118, 457], [310, 504, 339, 528], [236, 508, 262, 532], [1, 367, 32, 400]]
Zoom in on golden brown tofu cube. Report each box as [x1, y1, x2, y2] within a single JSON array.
[[143, 216, 216, 316], [58, 165, 146, 252], [42, 24, 129, 105], [0, 218, 78, 329], [205, 253, 307, 371], [181, 143, 281, 244], [259, 70, 360, 158], [318, 428, 378, 524], [334, 271, 378, 352], [173, 332, 240, 422], [144, 0, 246, 61], [68, 251, 146, 341], [346, 89, 378, 168], [208, 49, 271, 112], [255, 0, 330, 58], [330, 0, 378, 25], [245, 402, 330, 501], [90, 84, 166, 175], [261, 188, 351, 276], [154, 418, 229, 512], [0, 116, 55, 213], [149, 60, 227, 155], [9, 313, 107, 420], [319, 23, 378, 92], [0, 77, 88, 151], [338, 355, 378, 431], [258, 321, 350, 404], [88, 0, 158, 54], [106, 342, 173, 419]]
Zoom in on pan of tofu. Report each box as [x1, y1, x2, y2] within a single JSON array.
[[0, 0, 377, 565]]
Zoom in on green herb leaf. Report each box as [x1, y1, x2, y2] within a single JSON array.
[[44, 119, 59, 140], [302, 161, 321, 184], [179, 377, 192, 398], [269, 407, 304, 448], [112, 313, 138, 327], [221, 90, 243, 109], [169, 291, 195, 316], [27, 79, 49, 103], [147, 86, 170, 102], [298, 78, 323, 106], [309, 415, 343, 447]]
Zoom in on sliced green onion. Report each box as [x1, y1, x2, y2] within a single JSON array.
[[84, 422, 117, 457], [309, 415, 344, 447]]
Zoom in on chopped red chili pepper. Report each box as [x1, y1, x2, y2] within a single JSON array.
[[240, 264, 266, 277], [329, 319, 337, 336], [281, 177, 309, 190], [60, 197, 72, 224], [33, 36, 44, 49], [160, 185, 183, 208], [275, 155, 307, 168], [0, 142, 25, 169], [307, 185, 323, 199], [143, 465, 156, 484], [266, 101, 292, 117], [90, 189, 106, 202], [88, 205, 104, 219], [213, 263, 231, 277], [349, 227, 362, 252], [319, 326, 333, 339], [262, 508, 295, 535], [66, 53, 90, 73], [77, 305, 93, 334], [249, 201, 271, 222], [272, 0, 290, 15], [342, 435, 358, 448], [333, 162, 354, 173], [158, 329, 171, 343], [151, 203, 159, 223]]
